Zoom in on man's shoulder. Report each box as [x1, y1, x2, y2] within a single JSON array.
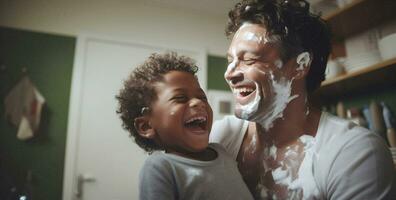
[[211, 115, 247, 137], [314, 114, 394, 199], [209, 115, 249, 159], [315, 112, 390, 166], [317, 112, 377, 145]]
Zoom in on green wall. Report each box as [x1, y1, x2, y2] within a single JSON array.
[[207, 55, 229, 91], [0, 27, 75, 200]]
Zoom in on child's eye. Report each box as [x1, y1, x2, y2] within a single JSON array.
[[172, 95, 188, 102], [199, 95, 208, 102]]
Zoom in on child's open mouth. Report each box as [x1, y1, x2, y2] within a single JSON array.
[[184, 116, 208, 134]]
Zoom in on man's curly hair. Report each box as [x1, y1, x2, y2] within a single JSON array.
[[116, 52, 198, 153], [226, 0, 331, 93]]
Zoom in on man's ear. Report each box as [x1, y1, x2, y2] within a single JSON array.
[[134, 116, 155, 139], [294, 52, 312, 79]]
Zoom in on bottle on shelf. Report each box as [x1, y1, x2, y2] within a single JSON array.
[[369, 101, 387, 140], [346, 107, 368, 127], [381, 102, 396, 147]]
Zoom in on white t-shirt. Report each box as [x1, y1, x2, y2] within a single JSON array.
[[139, 143, 254, 200], [209, 112, 395, 199]]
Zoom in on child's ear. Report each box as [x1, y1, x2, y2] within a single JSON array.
[[134, 116, 155, 139]]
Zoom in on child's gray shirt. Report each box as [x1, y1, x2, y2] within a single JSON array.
[[139, 143, 254, 200]]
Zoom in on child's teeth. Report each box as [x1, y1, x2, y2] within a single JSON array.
[[186, 117, 206, 123]]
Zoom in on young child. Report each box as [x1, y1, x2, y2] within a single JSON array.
[[116, 52, 253, 200]]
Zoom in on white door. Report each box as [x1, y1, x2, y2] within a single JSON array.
[[63, 36, 206, 200]]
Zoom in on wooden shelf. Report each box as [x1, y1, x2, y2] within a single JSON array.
[[324, 0, 396, 39], [315, 57, 396, 100]]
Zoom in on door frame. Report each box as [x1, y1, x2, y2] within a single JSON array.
[[62, 34, 207, 200]]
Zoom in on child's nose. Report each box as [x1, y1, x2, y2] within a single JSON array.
[[189, 98, 205, 108]]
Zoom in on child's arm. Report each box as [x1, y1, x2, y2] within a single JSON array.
[[139, 155, 177, 200]]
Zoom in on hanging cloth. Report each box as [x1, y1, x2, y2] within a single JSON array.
[[4, 76, 45, 140]]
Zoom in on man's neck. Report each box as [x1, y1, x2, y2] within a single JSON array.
[[255, 93, 321, 148]]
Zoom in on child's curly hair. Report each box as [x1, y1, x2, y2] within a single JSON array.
[[116, 52, 198, 153], [226, 0, 331, 93]]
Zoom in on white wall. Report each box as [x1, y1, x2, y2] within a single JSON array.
[[0, 0, 230, 56]]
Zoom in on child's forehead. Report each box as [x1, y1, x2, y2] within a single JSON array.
[[153, 71, 202, 93], [162, 71, 198, 84]]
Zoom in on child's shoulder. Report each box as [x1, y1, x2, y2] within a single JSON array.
[[208, 143, 225, 152], [208, 143, 233, 160], [143, 151, 172, 168]]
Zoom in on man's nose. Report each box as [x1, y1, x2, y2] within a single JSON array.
[[224, 65, 244, 86]]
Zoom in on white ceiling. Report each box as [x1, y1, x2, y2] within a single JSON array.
[[139, 0, 240, 17], [139, 0, 324, 17]]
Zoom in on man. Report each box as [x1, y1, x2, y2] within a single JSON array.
[[210, 0, 394, 199]]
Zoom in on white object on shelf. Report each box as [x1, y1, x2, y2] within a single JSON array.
[[378, 33, 396, 60], [345, 29, 380, 57], [326, 58, 345, 79], [344, 50, 381, 73], [336, 0, 354, 8], [310, 0, 338, 16]]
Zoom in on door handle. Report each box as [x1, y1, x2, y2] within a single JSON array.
[[75, 173, 96, 199]]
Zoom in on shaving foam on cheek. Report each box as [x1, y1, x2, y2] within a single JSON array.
[[250, 71, 299, 131], [296, 52, 311, 71], [240, 82, 261, 119]]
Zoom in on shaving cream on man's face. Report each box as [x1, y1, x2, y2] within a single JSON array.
[[226, 23, 300, 131]]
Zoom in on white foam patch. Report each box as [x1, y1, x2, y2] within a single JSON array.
[[275, 59, 283, 69], [290, 135, 319, 200], [305, 97, 310, 116], [250, 133, 258, 154], [296, 52, 311, 71], [225, 47, 239, 78], [266, 135, 319, 200], [258, 75, 298, 131], [237, 23, 273, 44], [269, 144, 277, 159], [239, 71, 299, 131], [240, 82, 261, 119], [257, 183, 269, 199]]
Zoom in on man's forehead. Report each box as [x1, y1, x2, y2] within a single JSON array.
[[235, 23, 268, 37]]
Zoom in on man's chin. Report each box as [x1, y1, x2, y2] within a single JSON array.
[[234, 106, 253, 121], [234, 108, 243, 119], [234, 102, 263, 121]]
